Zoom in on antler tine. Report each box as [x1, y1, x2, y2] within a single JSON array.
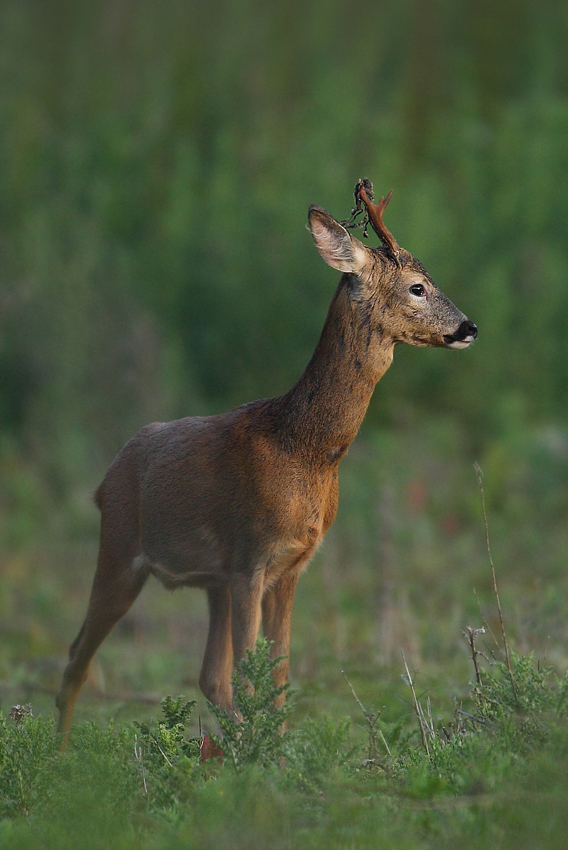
[[357, 181, 401, 265]]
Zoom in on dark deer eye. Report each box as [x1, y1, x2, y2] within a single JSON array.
[[410, 283, 426, 297]]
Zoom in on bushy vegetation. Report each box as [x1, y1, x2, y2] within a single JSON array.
[[1, 638, 568, 849], [207, 640, 294, 771], [1, 1, 567, 675]]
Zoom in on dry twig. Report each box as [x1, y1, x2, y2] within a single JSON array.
[[461, 626, 488, 686], [341, 670, 391, 760], [8, 704, 33, 725], [133, 734, 148, 796], [401, 651, 433, 756]]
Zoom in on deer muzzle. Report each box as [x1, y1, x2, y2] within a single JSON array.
[[444, 319, 478, 350]]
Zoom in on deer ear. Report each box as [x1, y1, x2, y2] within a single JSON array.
[[308, 206, 369, 274]]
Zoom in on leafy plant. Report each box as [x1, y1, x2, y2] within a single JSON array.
[[281, 715, 353, 794], [133, 696, 201, 811], [477, 652, 568, 721], [207, 638, 294, 771], [0, 707, 57, 818]]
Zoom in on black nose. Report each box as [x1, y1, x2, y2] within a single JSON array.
[[457, 319, 478, 340]]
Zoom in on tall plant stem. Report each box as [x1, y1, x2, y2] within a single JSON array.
[[474, 463, 517, 699]]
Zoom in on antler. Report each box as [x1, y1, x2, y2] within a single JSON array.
[[356, 179, 401, 265]]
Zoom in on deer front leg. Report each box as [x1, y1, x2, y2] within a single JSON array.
[[230, 571, 264, 705], [261, 570, 300, 707], [199, 585, 233, 712]]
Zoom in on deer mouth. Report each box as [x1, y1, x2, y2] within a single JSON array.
[[444, 319, 478, 350], [446, 338, 473, 350]]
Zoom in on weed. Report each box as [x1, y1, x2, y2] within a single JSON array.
[[133, 696, 201, 811], [0, 708, 57, 817], [1, 633, 568, 849], [281, 715, 353, 794], [207, 637, 294, 771]]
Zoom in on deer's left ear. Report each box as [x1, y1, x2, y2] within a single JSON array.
[[308, 206, 369, 274]]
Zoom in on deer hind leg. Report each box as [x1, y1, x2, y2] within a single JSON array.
[[261, 570, 300, 708], [56, 544, 149, 750], [199, 585, 233, 713]]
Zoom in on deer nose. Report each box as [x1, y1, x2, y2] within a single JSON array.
[[457, 319, 478, 340]]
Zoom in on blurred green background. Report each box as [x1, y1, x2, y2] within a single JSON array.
[[1, 0, 568, 726]]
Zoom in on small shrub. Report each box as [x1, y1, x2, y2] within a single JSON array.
[[0, 708, 57, 817], [469, 652, 568, 758], [477, 652, 568, 722], [38, 720, 140, 847], [207, 638, 294, 771], [391, 648, 568, 799], [282, 715, 353, 794], [133, 696, 201, 811]]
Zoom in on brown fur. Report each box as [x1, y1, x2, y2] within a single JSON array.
[[56, 197, 476, 748]]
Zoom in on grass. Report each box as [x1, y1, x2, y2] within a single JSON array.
[[1, 639, 568, 849], [1, 433, 568, 848]]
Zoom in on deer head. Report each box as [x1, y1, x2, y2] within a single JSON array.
[[308, 185, 477, 353]]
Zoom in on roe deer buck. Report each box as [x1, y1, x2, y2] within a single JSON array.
[[56, 179, 477, 748]]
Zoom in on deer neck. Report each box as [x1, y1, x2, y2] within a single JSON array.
[[277, 278, 394, 458]]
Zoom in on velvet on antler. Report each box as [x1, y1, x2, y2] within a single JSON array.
[[356, 179, 401, 265], [340, 178, 401, 265]]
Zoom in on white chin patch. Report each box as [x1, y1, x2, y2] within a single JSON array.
[[447, 337, 474, 350]]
